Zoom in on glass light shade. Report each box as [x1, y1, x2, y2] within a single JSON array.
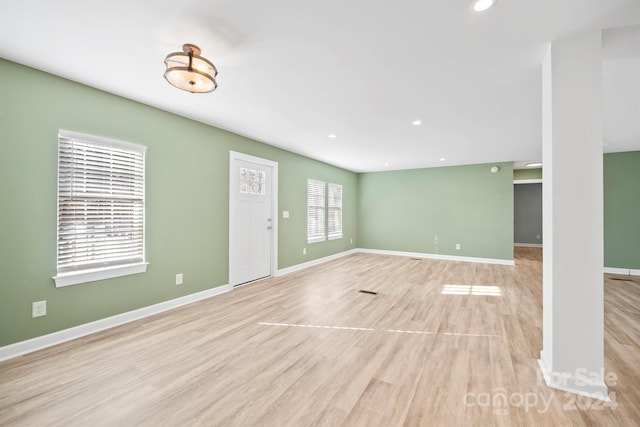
[[473, 0, 494, 12], [164, 44, 218, 93]]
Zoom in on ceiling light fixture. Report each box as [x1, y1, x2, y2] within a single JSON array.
[[526, 162, 543, 168], [412, 120, 422, 126], [439, 158, 446, 162], [164, 44, 218, 93], [473, 0, 494, 12], [328, 134, 337, 139]]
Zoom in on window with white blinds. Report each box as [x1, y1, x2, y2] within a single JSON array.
[[53, 130, 147, 287], [328, 183, 343, 240], [307, 179, 326, 243]]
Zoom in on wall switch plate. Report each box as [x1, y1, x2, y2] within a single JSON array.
[[303, 248, 306, 255], [282, 210, 290, 218], [32, 301, 46, 318], [176, 273, 183, 285], [456, 244, 461, 250], [350, 238, 353, 244]]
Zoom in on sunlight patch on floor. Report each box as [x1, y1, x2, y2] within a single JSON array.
[[258, 322, 374, 331], [258, 322, 499, 338], [441, 284, 502, 296]]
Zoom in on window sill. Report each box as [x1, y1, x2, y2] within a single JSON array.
[[328, 234, 343, 241], [307, 236, 326, 244], [53, 262, 148, 287]]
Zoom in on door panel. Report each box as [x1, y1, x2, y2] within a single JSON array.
[[231, 157, 273, 286]]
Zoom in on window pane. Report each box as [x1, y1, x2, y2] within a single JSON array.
[[328, 183, 342, 237], [57, 131, 146, 274], [307, 179, 325, 242], [240, 167, 265, 195]]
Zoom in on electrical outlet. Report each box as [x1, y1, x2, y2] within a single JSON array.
[[350, 238, 353, 244], [303, 248, 307, 255], [456, 243, 461, 250], [176, 273, 183, 285], [282, 210, 290, 218], [32, 301, 46, 318], [536, 234, 541, 240]]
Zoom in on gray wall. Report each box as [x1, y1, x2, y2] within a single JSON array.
[[514, 183, 543, 245]]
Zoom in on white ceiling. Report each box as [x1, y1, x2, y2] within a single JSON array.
[[1, 0, 639, 172]]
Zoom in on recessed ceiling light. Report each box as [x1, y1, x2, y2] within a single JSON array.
[[383, 162, 389, 167], [473, 0, 494, 12], [526, 162, 543, 168], [439, 158, 446, 162], [328, 134, 337, 139], [412, 120, 422, 126]]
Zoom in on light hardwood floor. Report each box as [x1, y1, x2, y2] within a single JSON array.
[[1, 248, 639, 426]]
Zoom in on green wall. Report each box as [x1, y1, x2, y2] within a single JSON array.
[[0, 59, 357, 346], [513, 168, 542, 180], [604, 151, 640, 270], [357, 163, 514, 260]]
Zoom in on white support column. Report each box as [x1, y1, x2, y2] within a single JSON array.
[[538, 30, 608, 400]]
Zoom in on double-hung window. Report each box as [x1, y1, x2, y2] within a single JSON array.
[[53, 130, 147, 287], [307, 179, 344, 243], [307, 179, 326, 243], [327, 183, 343, 240]]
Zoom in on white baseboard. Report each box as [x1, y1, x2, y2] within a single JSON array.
[[513, 179, 543, 184], [537, 356, 610, 401], [514, 243, 543, 248], [0, 284, 231, 362], [604, 267, 640, 276], [275, 249, 358, 276], [604, 267, 629, 275], [357, 248, 515, 266]]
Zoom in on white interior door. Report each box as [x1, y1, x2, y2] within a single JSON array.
[[229, 152, 278, 287]]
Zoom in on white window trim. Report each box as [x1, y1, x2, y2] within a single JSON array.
[[53, 130, 148, 287], [53, 262, 148, 287], [328, 233, 344, 241], [308, 236, 327, 244]]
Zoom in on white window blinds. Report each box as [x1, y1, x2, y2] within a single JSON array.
[[307, 179, 326, 243], [56, 130, 146, 276], [328, 183, 343, 239]]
